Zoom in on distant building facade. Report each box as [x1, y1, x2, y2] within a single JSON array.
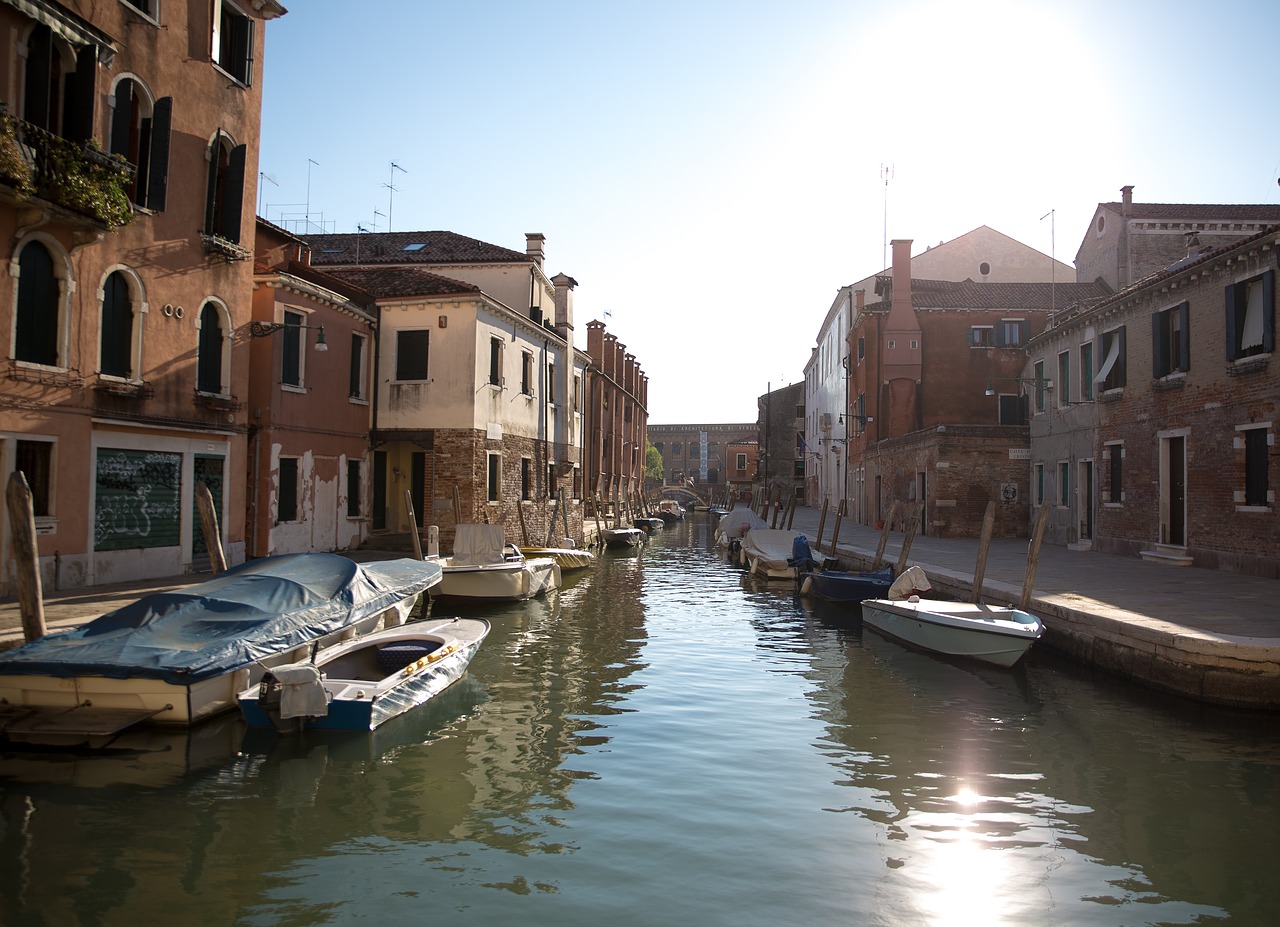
[[583, 320, 649, 507], [757, 381, 805, 502], [648, 422, 756, 503]]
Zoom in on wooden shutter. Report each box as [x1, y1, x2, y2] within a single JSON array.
[[1264, 271, 1276, 354], [65, 44, 97, 142], [219, 144, 246, 242], [1224, 282, 1239, 361], [147, 97, 172, 211], [1177, 301, 1190, 371], [1152, 311, 1168, 378], [24, 26, 52, 130]]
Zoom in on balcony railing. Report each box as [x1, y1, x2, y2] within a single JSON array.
[[0, 109, 134, 229]]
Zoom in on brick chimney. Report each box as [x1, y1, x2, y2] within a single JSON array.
[[1121, 185, 1134, 217], [526, 232, 546, 269], [881, 239, 922, 436]]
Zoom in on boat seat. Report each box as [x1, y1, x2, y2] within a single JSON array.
[[376, 641, 442, 673]]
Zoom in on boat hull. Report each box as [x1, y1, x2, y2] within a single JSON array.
[[517, 547, 597, 571], [430, 557, 560, 601], [0, 594, 421, 728], [239, 618, 490, 732], [602, 528, 644, 548], [860, 598, 1044, 667], [805, 567, 894, 603]]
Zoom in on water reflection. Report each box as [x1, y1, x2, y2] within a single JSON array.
[[2, 516, 1279, 925]]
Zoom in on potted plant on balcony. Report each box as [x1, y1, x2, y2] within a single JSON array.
[[46, 136, 133, 229], [0, 111, 35, 200]]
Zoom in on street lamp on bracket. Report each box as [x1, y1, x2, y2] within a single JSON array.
[[249, 319, 328, 352]]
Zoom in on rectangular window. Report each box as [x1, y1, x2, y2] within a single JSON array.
[[1225, 270, 1275, 360], [969, 325, 995, 347], [346, 459, 361, 517], [736, 453, 747, 471], [548, 463, 557, 499], [1244, 427, 1270, 507], [1153, 302, 1190, 377], [212, 0, 255, 85], [395, 329, 429, 381], [15, 440, 53, 517], [1001, 320, 1024, 347], [1033, 360, 1047, 413], [1057, 351, 1071, 407], [1096, 326, 1127, 391], [857, 336, 865, 360], [1105, 442, 1123, 503], [521, 352, 533, 395], [1034, 463, 1044, 505], [489, 337, 503, 387], [1080, 341, 1094, 402], [487, 454, 501, 502], [548, 362, 556, 404], [521, 457, 532, 501], [573, 374, 582, 410], [1058, 461, 1070, 507], [349, 333, 367, 399], [281, 309, 303, 386], [277, 457, 298, 523]]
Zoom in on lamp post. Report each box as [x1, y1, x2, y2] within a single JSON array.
[[249, 319, 328, 351]]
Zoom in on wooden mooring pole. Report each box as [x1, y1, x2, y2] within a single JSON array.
[[195, 481, 228, 574], [403, 489, 424, 560], [872, 501, 900, 570], [814, 500, 829, 551], [971, 500, 996, 603], [895, 504, 921, 575], [6, 471, 46, 643], [1020, 503, 1052, 610]]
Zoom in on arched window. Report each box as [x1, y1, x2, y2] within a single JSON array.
[[14, 241, 60, 366], [204, 132, 246, 242], [100, 271, 134, 378], [110, 78, 172, 210], [197, 302, 225, 393]]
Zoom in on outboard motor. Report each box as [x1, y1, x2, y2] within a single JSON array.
[[257, 671, 301, 734], [788, 535, 818, 574]]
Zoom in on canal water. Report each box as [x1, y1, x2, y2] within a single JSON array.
[[2, 516, 1279, 926]]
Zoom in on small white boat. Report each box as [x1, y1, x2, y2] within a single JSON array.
[[0, 554, 443, 738], [428, 525, 560, 602], [656, 500, 685, 522], [859, 597, 1045, 667], [516, 545, 597, 571], [238, 617, 490, 732], [601, 527, 645, 548]]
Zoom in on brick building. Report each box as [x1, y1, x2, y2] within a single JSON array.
[[647, 422, 755, 504], [847, 239, 1110, 538], [1027, 224, 1278, 576], [1, 0, 284, 592], [757, 381, 805, 503], [583, 320, 648, 507]]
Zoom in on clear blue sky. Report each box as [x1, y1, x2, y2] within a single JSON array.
[[258, 0, 1280, 424]]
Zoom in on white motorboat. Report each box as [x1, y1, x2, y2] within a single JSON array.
[[714, 508, 767, 547], [238, 617, 490, 732], [0, 554, 443, 739], [428, 525, 560, 602], [515, 544, 597, 571], [859, 596, 1045, 668], [601, 527, 645, 549]]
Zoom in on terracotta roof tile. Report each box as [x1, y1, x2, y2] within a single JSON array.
[[305, 231, 528, 266], [1101, 202, 1280, 222], [875, 279, 1113, 311], [324, 266, 481, 300]]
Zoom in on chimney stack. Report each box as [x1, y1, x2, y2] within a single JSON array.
[[552, 272, 577, 336], [526, 232, 546, 269], [1121, 185, 1134, 216]]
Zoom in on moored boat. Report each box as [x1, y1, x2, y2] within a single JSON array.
[[516, 545, 597, 571], [859, 597, 1044, 667], [238, 617, 490, 732], [802, 565, 895, 603], [601, 527, 645, 548], [0, 553, 442, 737], [428, 525, 560, 603], [737, 528, 806, 579]]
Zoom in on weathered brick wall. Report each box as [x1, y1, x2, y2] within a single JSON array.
[[429, 428, 584, 551]]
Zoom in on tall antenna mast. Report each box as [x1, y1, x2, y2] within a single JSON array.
[[383, 161, 407, 232], [257, 171, 277, 217], [1041, 208, 1056, 314], [881, 163, 894, 271], [305, 159, 319, 232]]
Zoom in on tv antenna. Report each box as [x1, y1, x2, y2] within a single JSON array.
[[881, 163, 894, 271], [383, 161, 407, 232], [305, 159, 319, 232], [257, 171, 278, 217], [1041, 208, 1056, 313], [373, 209, 386, 232]]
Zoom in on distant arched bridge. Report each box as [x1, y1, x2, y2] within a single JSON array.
[[659, 485, 710, 508]]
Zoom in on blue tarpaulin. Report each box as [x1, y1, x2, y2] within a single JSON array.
[[0, 553, 441, 685]]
